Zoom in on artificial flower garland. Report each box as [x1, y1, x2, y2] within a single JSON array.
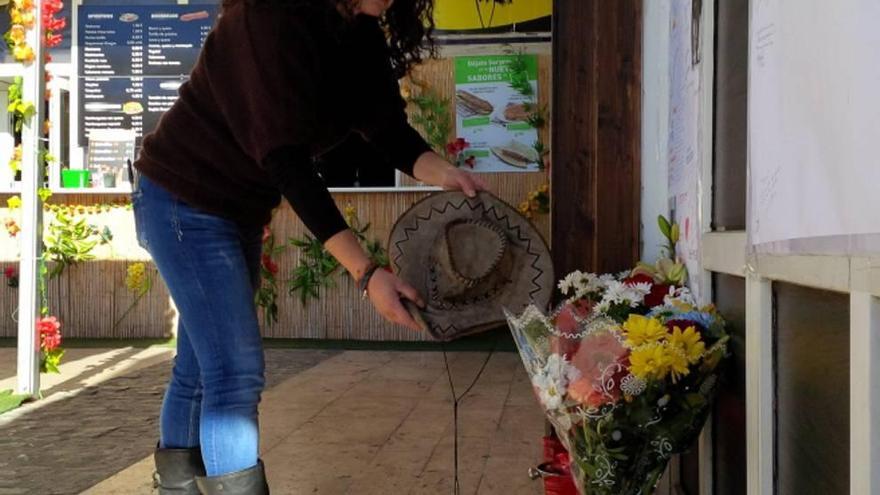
[[3, 0, 68, 373]]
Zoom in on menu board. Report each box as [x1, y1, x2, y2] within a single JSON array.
[[77, 4, 218, 145], [85, 130, 137, 188], [78, 77, 184, 145]]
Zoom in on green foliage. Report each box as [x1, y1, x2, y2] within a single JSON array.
[[347, 212, 389, 268], [657, 214, 683, 259], [508, 50, 534, 97], [40, 348, 64, 374], [43, 212, 104, 277], [288, 235, 340, 305], [533, 140, 547, 171], [526, 103, 548, 130], [410, 91, 452, 155], [287, 207, 388, 306], [7, 76, 35, 133], [0, 389, 29, 415], [255, 229, 285, 325]]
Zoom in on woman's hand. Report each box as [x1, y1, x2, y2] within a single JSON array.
[[366, 269, 425, 331], [413, 151, 489, 197], [324, 230, 425, 331]]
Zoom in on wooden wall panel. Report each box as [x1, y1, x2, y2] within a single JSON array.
[[552, 0, 641, 276]]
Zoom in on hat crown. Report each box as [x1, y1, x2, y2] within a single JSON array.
[[443, 219, 508, 287]]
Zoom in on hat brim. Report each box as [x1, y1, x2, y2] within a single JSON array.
[[389, 191, 554, 341]]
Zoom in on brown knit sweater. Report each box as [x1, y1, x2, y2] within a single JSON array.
[[134, 1, 430, 238]]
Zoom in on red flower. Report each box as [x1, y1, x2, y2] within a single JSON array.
[[43, 16, 65, 32], [261, 254, 279, 276], [45, 33, 63, 48], [445, 137, 470, 157], [37, 316, 62, 351], [4, 267, 15, 279], [43, 332, 62, 351], [623, 273, 670, 308]]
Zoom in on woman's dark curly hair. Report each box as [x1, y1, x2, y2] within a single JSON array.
[[221, 0, 436, 78]]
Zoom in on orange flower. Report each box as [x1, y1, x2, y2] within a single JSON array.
[[567, 331, 629, 407], [568, 378, 615, 408]]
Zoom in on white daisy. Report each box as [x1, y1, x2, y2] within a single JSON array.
[[557, 271, 583, 296], [532, 354, 581, 411]]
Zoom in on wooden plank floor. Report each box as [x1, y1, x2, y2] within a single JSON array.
[[84, 350, 546, 495]]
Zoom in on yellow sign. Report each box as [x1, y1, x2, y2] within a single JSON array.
[[434, 0, 552, 31]]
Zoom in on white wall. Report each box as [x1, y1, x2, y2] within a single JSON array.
[[640, 0, 671, 263]]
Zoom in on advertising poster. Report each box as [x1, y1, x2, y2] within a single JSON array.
[[454, 54, 541, 173], [434, 0, 551, 33]]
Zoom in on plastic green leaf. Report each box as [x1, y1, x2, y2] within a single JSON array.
[[658, 215, 672, 239]]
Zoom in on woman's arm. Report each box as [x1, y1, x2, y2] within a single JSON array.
[[324, 230, 424, 331], [264, 146, 425, 331]]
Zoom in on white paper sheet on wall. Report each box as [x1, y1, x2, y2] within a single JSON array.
[[749, 0, 880, 254], [668, 0, 704, 299]]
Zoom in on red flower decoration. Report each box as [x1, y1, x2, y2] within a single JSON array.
[[4, 267, 15, 279], [45, 33, 63, 48], [623, 273, 670, 308], [37, 316, 62, 351], [445, 137, 470, 157], [261, 254, 279, 276], [43, 332, 62, 351]]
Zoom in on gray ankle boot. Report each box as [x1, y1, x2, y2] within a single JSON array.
[[153, 446, 206, 494], [195, 460, 269, 495]]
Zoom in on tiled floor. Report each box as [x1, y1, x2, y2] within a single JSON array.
[[83, 350, 546, 495]]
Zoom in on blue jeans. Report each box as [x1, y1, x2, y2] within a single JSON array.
[[132, 174, 266, 476]]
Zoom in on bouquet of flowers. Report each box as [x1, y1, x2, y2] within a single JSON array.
[[506, 217, 728, 495]]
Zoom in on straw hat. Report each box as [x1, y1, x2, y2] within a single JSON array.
[[389, 191, 554, 341]]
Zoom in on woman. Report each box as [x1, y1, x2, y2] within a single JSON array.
[[133, 0, 485, 493]]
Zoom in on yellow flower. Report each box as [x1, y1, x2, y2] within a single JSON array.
[[125, 263, 147, 294], [7, 196, 22, 210], [9, 25, 26, 44], [17, 12, 35, 29], [668, 325, 705, 363], [662, 343, 691, 382], [670, 298, 695, 313], [528, 191, 538, 200], [518, 201, 530, 213], [539, 183, 549, 194], [343, 203, 357, 226], [13, 44, 35, 63], [622, 314, 667, 348], [629, 344, 669, 381]]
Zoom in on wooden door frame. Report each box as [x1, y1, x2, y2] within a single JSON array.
[[551, 0, 642, 276]]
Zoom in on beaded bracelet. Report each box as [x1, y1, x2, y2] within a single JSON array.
[[357, 262, 382, 300]]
